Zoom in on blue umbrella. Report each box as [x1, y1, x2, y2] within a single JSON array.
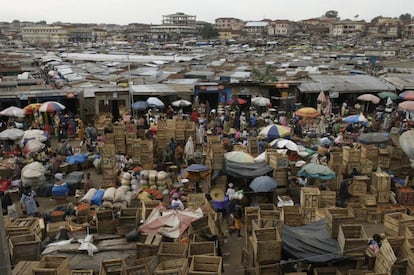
[[249, 176, 278, 192], [319, 137, 332, 146], [132, 101, 148, 111], [358, 132, 390, 145], [298, 163, 336, 180], [185, 164, 209, 172]]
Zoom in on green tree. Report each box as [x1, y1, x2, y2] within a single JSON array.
[[371, 16, 382, 23], [399, 13, 412, 20], [201, 23, 219, 39], [325, 10, 338, 18]]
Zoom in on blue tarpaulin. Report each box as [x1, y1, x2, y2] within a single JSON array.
[[65, 153, 89, 164]]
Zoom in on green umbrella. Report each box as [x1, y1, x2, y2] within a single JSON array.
[[378, 92, 398, 100]]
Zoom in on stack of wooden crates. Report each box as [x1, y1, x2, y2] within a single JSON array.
[[300, 187, 320, 224], [175, 120, 186, 143], [101, 143, 116, 187], [266, 150, 289, 189], [371, 171, 391, 204], [156, 120, 168, 153], [140, 139, 154, 169], [342, 146, 361, 176], [206, 136, 224, 170], [113, 124, 126, 154]]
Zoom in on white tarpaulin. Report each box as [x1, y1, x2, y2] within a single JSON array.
[[139, 208, 203, 238]]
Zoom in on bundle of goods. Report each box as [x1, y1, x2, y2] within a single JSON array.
[[140, 170, 170, 192], [90, 189, 105, 206], [121, 172, 132, 187], [101, 186, 132, 209], [21, 161, 46, 190], [80, 188, 97, 204]]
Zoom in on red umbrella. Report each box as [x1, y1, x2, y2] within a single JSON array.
[[228, 98, 247, 105]]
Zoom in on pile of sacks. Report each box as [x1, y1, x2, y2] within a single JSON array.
[[140, 170, 170, 192], [80, 186, 133, 209]]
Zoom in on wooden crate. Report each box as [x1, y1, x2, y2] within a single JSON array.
[[157, 242, 188, 262], [258, 203, 277, 210], [100, 258, 122, 275], [188, 255, 222, 275], [187, 193, 207, 210], [360, 159, 374, 175], [189, 241, 216, 256], [142, 200, 161, 221], [300, 187, 321, 208], [384, 212, 414, 236], [320, 191, 336, 208], [362, 194, 377, 207], [12, 261, 39, 275], [348, 204, 367, 223], [343, 146, 360, 163], [282, 205, 302, 226], [154, 258, 189, 275], [7, 218, 41, 239], [70, 270, 94, 275], [342, 161, 361, 176], [377, 150, 390, 168], [253, 263, 280, 275], [8, 233, 40, 264], [348, 182, 367, 197], [136, 242, 160, 259], [46, 221, 69, 237], [370, 185, 390, 203], [326, 207, 355, 238], [360, 144, 379, 160], [313, 266, 341, 275], [97, 219, 115, 235], [251, 227, 281, 263], [258, 210, 282, 231], [337, 224, 368, 257], [371, 172, 391, 191], [397, 187, 414, 206], [373, 239, 397, 274], [366, 210, 382, 224], [267, 152, 289, 169], [33, 256, 70, 275], [189, 215, 218, 236], [302, 208, 317, 224], [122, 255, 159, 275]]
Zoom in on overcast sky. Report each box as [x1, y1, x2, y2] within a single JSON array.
[[1, 0, 412, 25]]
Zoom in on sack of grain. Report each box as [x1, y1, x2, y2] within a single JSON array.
[[102, 187, 116, 201], [80, 188, 97, 203], [157, 171, 168, 181]]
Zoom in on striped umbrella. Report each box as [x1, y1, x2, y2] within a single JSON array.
[[23, 103, 42, 115], [399, 91, 414, 100], [398, 101, 414, 112], [259, 124, 291, 139]]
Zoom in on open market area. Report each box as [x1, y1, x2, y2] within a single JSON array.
[[1, 14, 414, 275]]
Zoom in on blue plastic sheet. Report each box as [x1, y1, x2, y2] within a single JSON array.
[[65, 153, 89, 164], [91, 189, 105, 206]]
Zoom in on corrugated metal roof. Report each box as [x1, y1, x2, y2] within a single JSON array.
[[130, 84, 193, 95], [298, 75, 396, 93], [382, 74, 414, 90]]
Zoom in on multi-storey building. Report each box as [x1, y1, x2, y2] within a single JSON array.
[[330, 20, 366, 37], [215, 17, 245, 31], [367, 17, 401, 39], [268, 20, 296, 36], [21, 25, 68, 44], [150, 12, 197, 40], [243, 21, 269, 37]]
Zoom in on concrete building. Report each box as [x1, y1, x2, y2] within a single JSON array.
[[402, 22, 414, 39], [367, 17, 401, 39], [21, 25, 68, 44], [330, 20, 366, 37], [268, 20, 296, 36], [215, 17, 245, 31], [150, 12, 197, 40], [243, 21, 269, 37]]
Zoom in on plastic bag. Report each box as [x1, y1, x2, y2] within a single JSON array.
[[7, 203, 17, 221]]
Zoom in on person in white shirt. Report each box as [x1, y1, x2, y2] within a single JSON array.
[[171, 194, 184, 210], [297, 176, 308, 187], [226, 183, 236, 200]]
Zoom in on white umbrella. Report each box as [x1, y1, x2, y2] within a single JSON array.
[[0, 106, 25, 117], [146, 97, 165, 108], [172, 99, 192, 108], [269, 138, 298, 151], [23, 139, 45, 155], [251, 96, 270, 106], [0, 128, 24, 140]]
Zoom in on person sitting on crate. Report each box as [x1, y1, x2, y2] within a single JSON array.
[[368, 233, 382, 254], [170, 193, 184, 210], [228, 199, 243, 238]]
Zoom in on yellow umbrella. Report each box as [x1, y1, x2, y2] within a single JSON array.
[[295, 107, 320, 118]]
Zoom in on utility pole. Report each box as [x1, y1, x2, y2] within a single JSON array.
[[127, 54, 134, 111], [0, 199, 12, 275]]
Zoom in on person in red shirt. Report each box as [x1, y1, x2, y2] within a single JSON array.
[[191, 108, 199, 123]]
